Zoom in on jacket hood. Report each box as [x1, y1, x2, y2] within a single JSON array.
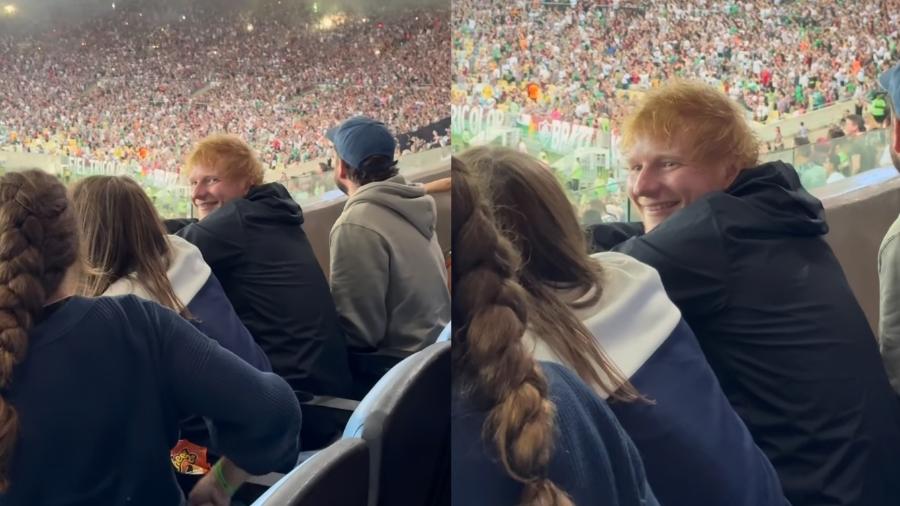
[[725, 161, 828, 236], [524, 252, 680, 399], [103, 235, 210, 306], [345, 175, 436, 239], [245, 182, 304, 226]]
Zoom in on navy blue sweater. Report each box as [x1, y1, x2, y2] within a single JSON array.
[[452, 362, 658, 506], [611, 319, 788, 505], [188, 273, 271, 372], [1, 296, 301, 506]]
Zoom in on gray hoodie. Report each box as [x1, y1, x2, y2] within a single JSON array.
[[329, 175, 450, 353]]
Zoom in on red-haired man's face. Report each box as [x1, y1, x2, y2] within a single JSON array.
[[188, 164, 251, 220], [626, 136, 736, 232]]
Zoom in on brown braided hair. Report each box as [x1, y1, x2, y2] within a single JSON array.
[[452, 157, 572, 506], [0, 169, 79, 491]]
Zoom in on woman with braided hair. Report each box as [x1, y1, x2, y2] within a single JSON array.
[[450, 156, 658, 506], [0, 169, 301, 505], [459, 146, 787, 506]]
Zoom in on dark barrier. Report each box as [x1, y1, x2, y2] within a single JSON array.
[[397, 117, 451, 151]]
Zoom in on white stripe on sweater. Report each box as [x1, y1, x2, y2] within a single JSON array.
[[525, 252, 681, 399], [103, 235, 211, 306]]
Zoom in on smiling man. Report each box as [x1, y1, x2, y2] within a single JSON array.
[[590, 81, 900, 506], [170, 134, 353, 413], [187, 137, 261, 219]]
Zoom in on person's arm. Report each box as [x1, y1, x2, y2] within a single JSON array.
[[187, 457, 251, 506], [187, 273, 272, 372], [164, 218, 198, 234], [423, 177, 451, 195], [148, 300, 302, 473], [879, 231, 900, 395], [329, 223, 390, 350]]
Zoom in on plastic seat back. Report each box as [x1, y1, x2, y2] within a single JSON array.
[[343, 341, 450, 506], [251, 438, 369, 506]]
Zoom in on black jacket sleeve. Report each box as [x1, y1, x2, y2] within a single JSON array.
[[588, 222, 646, 252], [149, 300, 301, 473], [612, 202, 729, 318], [164, 218, 198, 234], [174, 209, 245, 270]]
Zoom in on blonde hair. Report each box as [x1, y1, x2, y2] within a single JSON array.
[[0, 169, 79, 491], [186, 134, 264, 186], [70, 176, 187, 316], [452, 157, 573, 506], [622, 80, 760, 170]]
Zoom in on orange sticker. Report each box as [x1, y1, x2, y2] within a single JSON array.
[[171, 440, 210, 475]]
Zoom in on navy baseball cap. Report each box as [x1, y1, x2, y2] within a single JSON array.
[[326, 116, 397, 170], [879, 63, 900, 114]]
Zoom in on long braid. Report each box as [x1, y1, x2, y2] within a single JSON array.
[[0, 170, 78, 491], [452, 158, 573, 506]]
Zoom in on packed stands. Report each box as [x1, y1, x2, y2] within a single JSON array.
[[453, 0, 899, 132], [452, 0, 899, 226], [0, 0, 449, 175]]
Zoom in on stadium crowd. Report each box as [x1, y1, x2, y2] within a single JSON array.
[[0, 0, 449, 172], [453, 0, 900, 132]]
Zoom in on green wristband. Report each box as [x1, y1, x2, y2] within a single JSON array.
[[212, 460, 239, 497]]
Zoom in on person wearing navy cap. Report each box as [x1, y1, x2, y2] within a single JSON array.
[[326, 116, 450, 356], [876, 63, 900, 395]]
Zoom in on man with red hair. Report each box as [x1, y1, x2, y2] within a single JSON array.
[[170, 134, 353, 414], [591, 80, 900, 506]]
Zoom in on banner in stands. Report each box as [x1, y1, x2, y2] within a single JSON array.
[[451, 104, 609, 155], [64, 156, 182, 187], [397, 117, 451, 152]]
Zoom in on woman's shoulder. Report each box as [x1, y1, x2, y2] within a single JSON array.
[[452, 362, 656, 506], [541, 361, 618, 420], [579, 251, 681, 331], [590, 251, 663, 285], [165, 234, 212, 304], [32, 295, 175, 349], [540, 362, 657, 506], [92, 294, 176, 322], [541, 361, 632, 434]]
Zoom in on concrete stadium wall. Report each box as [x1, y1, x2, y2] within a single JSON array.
[[814, 167, 900, 335], [754, 99, 855, 143], [0, 150, 64, 172]]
